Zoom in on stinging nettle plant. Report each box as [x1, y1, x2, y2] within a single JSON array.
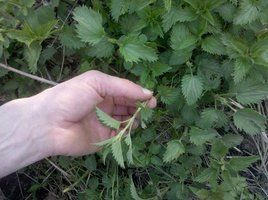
[[0, 0, 268, 199]]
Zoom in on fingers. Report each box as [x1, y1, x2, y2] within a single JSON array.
[[113, 96, 157, 108], [113, 105, 136, 115], [85, 71, 154, 102], [147, 97, 157, 108]]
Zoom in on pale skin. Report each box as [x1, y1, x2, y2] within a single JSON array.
[[0, 70, 156, 178]]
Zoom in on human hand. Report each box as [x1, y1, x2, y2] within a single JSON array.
[[31, 70, 156, 156]]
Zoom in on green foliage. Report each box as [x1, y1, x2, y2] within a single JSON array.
[[73, 6, 105, 45], [181, 74, 204, 105], [163, 140, 185, 163], [1, 0, 267, 199], [233, 108, 266, 135], [228, 155, 260, 171], [96, 107, 121, 130], [118, 35, 158, 63], [189, 127, 218, 146]]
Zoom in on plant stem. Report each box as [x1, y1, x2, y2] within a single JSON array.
[[0, 63, 57, 86]]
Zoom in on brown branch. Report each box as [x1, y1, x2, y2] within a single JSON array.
[[0, 63, 58, 86]]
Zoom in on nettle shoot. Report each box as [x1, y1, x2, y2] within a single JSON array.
[[95, 102, 152, 168]]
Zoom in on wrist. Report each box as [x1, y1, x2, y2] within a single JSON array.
[[0, 96, 54, 177]]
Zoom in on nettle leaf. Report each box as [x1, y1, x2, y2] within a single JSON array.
[[8, 7, 57, 47], [195, 168, 218, 183], [151, 62, 171, 77], [201, 35, 226, 55], [24, 42, 42, 73], [163, 140, 185, 163], [233, 0, 259, 25], [169, 49, 193, 66], [110, 0, 129, 21], [235, 79, 268, 105], [228, 156, 260, 171], [199, 108, 228, 128], [217, 3, 236, 22], [59, 25, 85, 49], [251, 37, 268, 67], [163, 0, 172, 11], [140, 104, 153, 128], [73, 6, 106, 45], [233, 108, 266, 135], [130, 177, 145, 200], [111, 139, 125, 168], [125, 134, 133, 164], [222, 134, 243, 148], [171, 23, 197, 51], [181, 74, 204, 105], [96, 108, 121, 130], [233, 58, 251, 84], [7, 25, 36, 47], [221, 34, 248, 58], [162, 5, 198, 30], [119, 35, 158, 63], [158, 85, 179, 105], [189, 127, 218, 146], [87, 38, 114, 58], [211, 140, 228, 159]]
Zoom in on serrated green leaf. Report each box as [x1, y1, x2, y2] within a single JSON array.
[[199, 108, 228, 128], [73, 6, 105, 45], [171, 23, 197, 51], [229, 156, 260, 171], [110, 0, 128, 21], [251, 37, 268, 67], [87, 38, 114, 58], [181, 74, 204, 105], [24, 42, 42, 73], [125, 133, 133, 164], [233, 108, 266, 135], [163, 0, 172, 11], [189, 127, 218, 146], [130, 177, 145, 200], [140, 104, 153, 128], [59, 25, 84, 49], [7, 25, 35, 47], [222, 134, 243, 148], [162, 6, 197, 32], [233, 0, 259, 25], [158, 85, 179, 105], [221, 34, 248, 58], [111, 139, 125, 168], [169, 49, 193, 65], [201, 35, 226, 55], [96, 136, 116, 146], [235, 79, 268, 105], [211, 140, 228, 159], [119, 35, 158, 63], [195, 168, 218, 183], [163, 140, 185, 162], [96, 107, 121, 130], [233, 58, 251, 84], [162, 8, 182, 32], [151, 62, 171, 77], [217, 3, 236, 22]]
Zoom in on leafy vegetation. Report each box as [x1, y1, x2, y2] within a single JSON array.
[[0, 0, 268, 199]]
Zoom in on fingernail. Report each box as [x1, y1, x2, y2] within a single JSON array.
[[142, 88, 153, 95]]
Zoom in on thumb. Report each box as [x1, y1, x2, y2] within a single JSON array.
[[85, 71, 153, 101]]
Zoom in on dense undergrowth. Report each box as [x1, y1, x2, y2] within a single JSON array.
[[0, 0, 268, 199]]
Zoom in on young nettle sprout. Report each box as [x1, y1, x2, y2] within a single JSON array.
[[95, 102, 153, 168]]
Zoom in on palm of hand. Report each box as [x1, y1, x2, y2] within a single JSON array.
[[45, 84, 136, 156], [38, 71, 155, 157]]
